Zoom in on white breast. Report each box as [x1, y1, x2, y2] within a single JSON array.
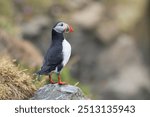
[[62, 39, 71, 66]]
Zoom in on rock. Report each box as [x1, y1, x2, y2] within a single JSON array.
[[72, 2, 104, 29], [31, 84, 87, 100]]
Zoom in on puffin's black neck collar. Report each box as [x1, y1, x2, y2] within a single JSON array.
[[52, 29, 64, 42]]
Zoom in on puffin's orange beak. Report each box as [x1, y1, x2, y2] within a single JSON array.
[[65, 25, 74, 33], [69, 25, 74, 32]]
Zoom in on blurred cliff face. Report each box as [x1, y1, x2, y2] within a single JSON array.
[[0, 0, 150, 99]]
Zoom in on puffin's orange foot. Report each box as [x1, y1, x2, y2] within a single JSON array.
[[58, 81, 67, 85], [50, 80, 56, 84]]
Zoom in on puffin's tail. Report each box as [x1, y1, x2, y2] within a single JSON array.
[[36, 66, 52, 75], [36, 70, 42, 75]]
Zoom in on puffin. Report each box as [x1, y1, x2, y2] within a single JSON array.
[[37, 22, 73, 85]]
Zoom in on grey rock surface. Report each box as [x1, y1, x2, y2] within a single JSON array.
[[31, 84, 87, 100]]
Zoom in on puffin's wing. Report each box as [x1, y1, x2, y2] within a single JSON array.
[[37, 47, 63, 75]]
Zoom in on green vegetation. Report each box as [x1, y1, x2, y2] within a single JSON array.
[[0, 17, 19, 35], [0, 0, 14, 18], [0, 0, 16, 34]]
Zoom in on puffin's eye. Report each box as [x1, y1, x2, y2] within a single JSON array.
[[60, 24, 63, 26]]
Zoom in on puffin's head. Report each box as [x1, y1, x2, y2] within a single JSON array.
[[53, 22, 73, 33]]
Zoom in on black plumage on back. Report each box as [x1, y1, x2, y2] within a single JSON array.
[[37, 29, 64, 75]]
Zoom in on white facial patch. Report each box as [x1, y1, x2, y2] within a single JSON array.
[[53, 22, 68, 33]]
